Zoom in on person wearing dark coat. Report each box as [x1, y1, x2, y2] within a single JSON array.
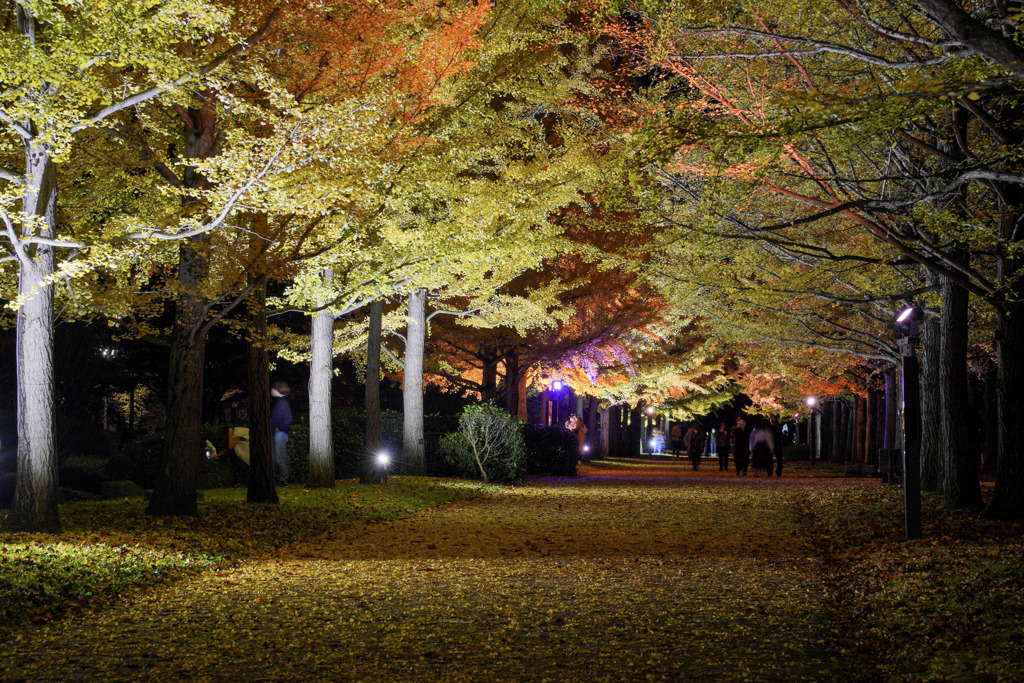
[[715, 421, 731, 471], [731, 417, 751, 476], [270, 380, 293, 486], [750, 419, 775, 476], [683, 424, 704, 470]]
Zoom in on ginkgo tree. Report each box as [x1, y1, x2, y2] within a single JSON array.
[[0, 0, 246, 532], [281, 0, 610, 476], [589, 0, 1024, 516]]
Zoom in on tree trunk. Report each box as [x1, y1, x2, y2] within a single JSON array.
[[983, 363, 998, 470], [987, 297, 1024, 519], [481, 354, 498, 402], [865, 387, 876, 467], [586, 396, 599, 451], [246, 277, 277, 504], [307, 289, 335, 488], [884, 366, 900, 450], [1, 0, 58, 536], [147, 251, 207, 516], [401, 288, 427, 475], [920, 302, 942, 491], [812, 410, 821, 464], [629, 405, 642, 456], [147, 96, 219, 517], [504, 353, 519, 417], [855, 396, 866, 464], [4, 142, 59, 532], [541, 389, 550, 425], [516, 369, 529, 422], [362, 299, 384, 484], [938, 263, 983, 509]]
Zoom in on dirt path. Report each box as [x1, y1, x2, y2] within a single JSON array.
[[2, 463, 855, 681]]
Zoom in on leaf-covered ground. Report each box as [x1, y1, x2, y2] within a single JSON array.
[[1, 479, 485, 626], [2, 463, 853, 681], [2, 461, 1019, 681], [795, 482, 1024, 682]]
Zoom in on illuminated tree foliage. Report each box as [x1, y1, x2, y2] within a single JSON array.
[[0, 0, 237, 531], [591, 0, 1024, 517]]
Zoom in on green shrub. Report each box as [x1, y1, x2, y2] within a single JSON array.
[[441, 403, 526, 483], [523, 424, 578, 476]]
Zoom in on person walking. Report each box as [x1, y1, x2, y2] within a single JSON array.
[[670, 422, 684, 457], [715, 421, 731, 471], [750, 418, 775, 477], [270, 380, 293, 486], [731, 417, 751, 476], [684, 423, 704, 470]]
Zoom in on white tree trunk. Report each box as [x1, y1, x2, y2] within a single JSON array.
[[5, 142, 60, 532], [402, 288, 427, 474], [307, 286, 335, 488]]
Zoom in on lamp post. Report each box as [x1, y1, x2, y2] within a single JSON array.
[[805, 396, 818, 465], [551, 380, 563, 425], [895, 306, 923, 540]]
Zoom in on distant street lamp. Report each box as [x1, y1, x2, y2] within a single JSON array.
[[549, 380, 565, 425], [804, 396, 819, 464], [895, 306, 923, 540], [645, 405, 656, 417]]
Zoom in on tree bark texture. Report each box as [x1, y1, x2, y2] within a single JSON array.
[[481, 354, 498, 403], [307, 296, 335, 488], [865, 387, 876, 467], [401, 289, 427, 475], [938, 264, 984, 509], [504, 353, 519, 417], [4, 141, 59, 533], [147, 97, 219, 516], [920, 301, 942, 491], [362, 299, 384, 484], [916, 0, 1024, 77], [516, 370, 528, 423], [146, 250, 207, 516], [988, 298, 1024, 518], [855, 397, 866, 464], [246, 277, 277, 504]]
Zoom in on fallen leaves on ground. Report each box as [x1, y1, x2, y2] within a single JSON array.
[[0, 478, 486, 628], [2, 462, 851, 681], [795, 482, 1024, 682], [4, 461, 1018, 681]]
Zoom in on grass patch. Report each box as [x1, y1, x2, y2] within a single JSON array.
[[1, 477, 487, 629], [794, 484, 1024, 681]]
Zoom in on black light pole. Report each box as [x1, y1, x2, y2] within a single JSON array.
[[805, 396, 818, 465], [895, 306, 923, 540]]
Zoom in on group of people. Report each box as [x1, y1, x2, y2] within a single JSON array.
[[668, 416, 785, 477], [209, 380, 293, 486]]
